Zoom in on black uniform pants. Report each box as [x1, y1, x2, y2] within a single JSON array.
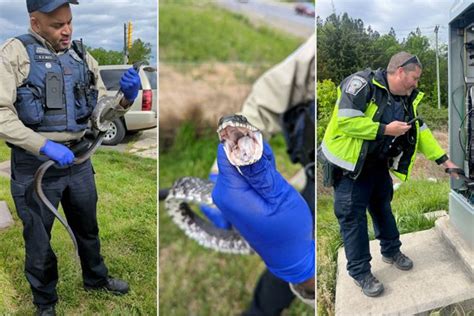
[[243, 172, 315, 316], [10, 148, 108, 308], [333, 161, 402, 281]]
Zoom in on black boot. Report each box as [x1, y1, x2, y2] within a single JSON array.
[[84, 277, 129, 295], [354, 273, 384, 297], [35, 305, 55, 316], [382, 251, 413, 270]]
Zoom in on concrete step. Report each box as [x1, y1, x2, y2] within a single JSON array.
[[335, 220, 474, 315], [435, 216, 473, 280], [0, 201, 13, 230], [0, 161, 10, 178]]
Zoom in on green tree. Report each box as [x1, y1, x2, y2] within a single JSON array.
[[86, 38, 152, 66], [87, 47, 123, 65], [128, 39, 152, 65], [317, 12, 448, 109], [317, 79, 338, 143]]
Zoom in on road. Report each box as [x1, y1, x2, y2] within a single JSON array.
[[217, 0, 314, 38]]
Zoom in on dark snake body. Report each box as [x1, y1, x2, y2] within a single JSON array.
[[165, 177, 252, 254], [164, 114, 262, 254]]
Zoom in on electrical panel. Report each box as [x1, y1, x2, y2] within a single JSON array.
[[465, 23, 474, 81], [448, 0, 474, 247]]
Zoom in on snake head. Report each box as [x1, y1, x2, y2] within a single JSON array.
[[217, 114, 263, 166]]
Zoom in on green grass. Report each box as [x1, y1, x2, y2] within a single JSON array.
[[159, 122, 311, 315], [159, 1, 302, 64], [317, 177, 450, 315], [0, 141, 157, 314]]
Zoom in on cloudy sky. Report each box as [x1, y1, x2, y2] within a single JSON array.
[[316, 0, 459, 44], [0, 0, 157, 63]]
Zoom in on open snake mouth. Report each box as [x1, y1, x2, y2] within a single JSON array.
[[217, 114, 263, 166], [162, 114, 262, 255]]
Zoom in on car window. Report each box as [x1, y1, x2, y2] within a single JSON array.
[[100, 69, 125, 91], [144, 70, 157, 90]]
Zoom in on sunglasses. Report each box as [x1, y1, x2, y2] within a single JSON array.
[[399, 55, 421, 68]]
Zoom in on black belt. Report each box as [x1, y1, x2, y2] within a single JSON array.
[[8, 138, 89, 156]]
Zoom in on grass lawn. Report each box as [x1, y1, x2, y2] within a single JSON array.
[[159, 123, 313, 315], [159, 1, 302, 64], [317, 174, 450, 315], [0, 141, 157, 315]]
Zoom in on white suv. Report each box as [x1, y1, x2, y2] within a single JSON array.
[[98, 64, 157, 145]]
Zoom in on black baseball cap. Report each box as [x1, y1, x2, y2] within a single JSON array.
[[27, 0, 78, 13]]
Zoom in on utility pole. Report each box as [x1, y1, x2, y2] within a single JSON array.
[[435, 25, 441, 109], [123, 23, 128, 64]]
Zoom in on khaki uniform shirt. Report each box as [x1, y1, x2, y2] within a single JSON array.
[[241, 33, 315, 140], [0, 29, 106, 155]]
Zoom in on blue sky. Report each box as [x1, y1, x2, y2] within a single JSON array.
[[316, 0, 457, 44], [0, 0, 157, 63]]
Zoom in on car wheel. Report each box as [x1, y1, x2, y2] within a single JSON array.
[[102, 119, 126, 146]]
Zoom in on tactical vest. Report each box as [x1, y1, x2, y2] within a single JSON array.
[[14, 34, 97, 132]]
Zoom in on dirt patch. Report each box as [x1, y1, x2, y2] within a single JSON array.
[[159, 63, 263, 146], [409, 130, 449, 180]]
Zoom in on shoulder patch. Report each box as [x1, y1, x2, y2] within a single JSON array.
[[345, 75, 367, 96], [69, 49, 83, 62]]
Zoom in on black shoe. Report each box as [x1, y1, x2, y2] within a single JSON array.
[[382, 251, 413, 270], [35, 306, 55, 316], [354, 273, 384, 297], [84, 277, 129, 295]]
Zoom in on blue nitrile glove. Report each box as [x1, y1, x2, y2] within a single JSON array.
[[40, 140, 75, 167], [212, 142, 315, 284], [200, 172, 232, 229], [119, 68, 141, 102]]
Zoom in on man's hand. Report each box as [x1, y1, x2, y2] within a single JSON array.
[[384, 121, 411, 137], [119, 68, 141, 103], [212, 142, 315, 284], [40, 140, 75, 167], [442, 159, 461, 179]]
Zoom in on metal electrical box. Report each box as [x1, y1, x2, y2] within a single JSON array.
[[448, 0, 474, 248]]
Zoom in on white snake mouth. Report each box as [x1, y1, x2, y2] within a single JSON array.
[[217, 115, 263, 166]]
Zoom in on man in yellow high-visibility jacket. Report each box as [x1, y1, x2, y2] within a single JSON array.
[[321, 52, 459, 297]]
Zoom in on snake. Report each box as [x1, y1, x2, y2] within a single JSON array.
[[164, 114, 263, 254]]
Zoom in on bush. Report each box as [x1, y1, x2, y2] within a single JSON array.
[[416, 104, 448, 130], [317, 79, 338, 144]]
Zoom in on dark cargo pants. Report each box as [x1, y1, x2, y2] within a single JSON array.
[[10, 148, 108, 307], [334, 161, 402, 281]]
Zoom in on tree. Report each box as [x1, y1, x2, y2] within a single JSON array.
[[86, 38, 153, 66], [316, 11, 448, 108], [87, 47, 123, 65], [128, 39, 152, 65]]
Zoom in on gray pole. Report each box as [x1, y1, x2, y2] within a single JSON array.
[[123, 23, 128, 64], [435, 25, 441, 109]]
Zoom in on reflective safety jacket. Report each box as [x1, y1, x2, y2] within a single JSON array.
[[321, 69, 447, 181], [14, 34, 97, 133]]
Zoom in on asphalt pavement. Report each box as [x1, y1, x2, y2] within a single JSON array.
[[217, 0, 314, 38]]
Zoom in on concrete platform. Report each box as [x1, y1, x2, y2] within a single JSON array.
[[435, 216, 473, 280], [335, 225, 474, 315], [0, 201, 13, 230], [0, 160, 10, 178]]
